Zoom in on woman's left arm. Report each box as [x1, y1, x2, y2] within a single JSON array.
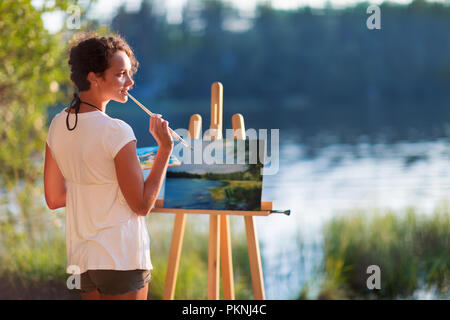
[[44, 142, 66, 210]]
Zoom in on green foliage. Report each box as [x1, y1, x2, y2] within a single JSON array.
[[0, 0, 102, 190], [0, 184, 67, 289], [0, 0, 73, 190], [0, 226, 67, 285], [320, 205, 450, 299]]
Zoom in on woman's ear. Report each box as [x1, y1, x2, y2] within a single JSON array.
[[87, 71, 99, 88]]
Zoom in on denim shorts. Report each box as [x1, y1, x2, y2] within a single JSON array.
[[76, 269, 152, 295]]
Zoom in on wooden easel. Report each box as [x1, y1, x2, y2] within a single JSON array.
[[152, 82, 273, 300]]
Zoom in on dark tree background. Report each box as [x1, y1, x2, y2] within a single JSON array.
[[100, 0, 450, 143]]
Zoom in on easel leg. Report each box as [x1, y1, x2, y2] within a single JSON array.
[[163, 213, 186, 300], [244, 216, 265, 300], [220, 215, 235, 300], [208, 215, 221, 299]]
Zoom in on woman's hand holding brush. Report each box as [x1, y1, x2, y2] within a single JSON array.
[[149, 114, 174, 152]]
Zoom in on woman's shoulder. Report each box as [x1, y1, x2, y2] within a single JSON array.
[[108, 117, 133, 129], [103, 117, 135, 137]]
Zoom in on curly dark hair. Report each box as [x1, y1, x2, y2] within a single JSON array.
[[68, 32, 139, 91]]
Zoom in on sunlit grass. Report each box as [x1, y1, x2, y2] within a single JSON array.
[[209, 180, 261, 201], [315, 203, 450, 299]]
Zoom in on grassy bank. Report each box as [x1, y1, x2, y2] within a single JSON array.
[[209, 180, 262, 211], [313, 204, 450, 299]]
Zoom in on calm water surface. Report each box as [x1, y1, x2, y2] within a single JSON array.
[[258, 138, 450, 299]]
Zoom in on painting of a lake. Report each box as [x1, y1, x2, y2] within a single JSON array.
[[164, 163, 263, 211], [164, 139, 265, 211]]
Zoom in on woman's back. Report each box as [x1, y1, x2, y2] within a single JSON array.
[[49, 109, 135, 184], [46, 109, 152, 274]]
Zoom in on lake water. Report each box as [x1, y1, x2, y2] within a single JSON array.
[[163, 178, 227, 209], [257, 138, 450, 299]]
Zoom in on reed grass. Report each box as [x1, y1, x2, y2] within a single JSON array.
[[317, 203, 449, 299]]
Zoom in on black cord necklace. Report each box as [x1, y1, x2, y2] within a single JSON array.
[[66, 93, 103, 131]]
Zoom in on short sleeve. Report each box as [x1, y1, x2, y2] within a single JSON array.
[[103, 120, 137, 159]]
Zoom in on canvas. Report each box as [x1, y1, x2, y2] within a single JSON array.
[[163, 139, 266, 211]]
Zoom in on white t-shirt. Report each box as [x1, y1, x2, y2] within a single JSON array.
[[46, 109, 152, 274]]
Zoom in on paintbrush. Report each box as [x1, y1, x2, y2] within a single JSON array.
[[127, 93, 193, 151]]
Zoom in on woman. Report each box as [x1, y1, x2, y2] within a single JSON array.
[[43, 33, 173, 300]]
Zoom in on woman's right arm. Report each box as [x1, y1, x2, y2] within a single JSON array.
[[114, 115, 173, 216]]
